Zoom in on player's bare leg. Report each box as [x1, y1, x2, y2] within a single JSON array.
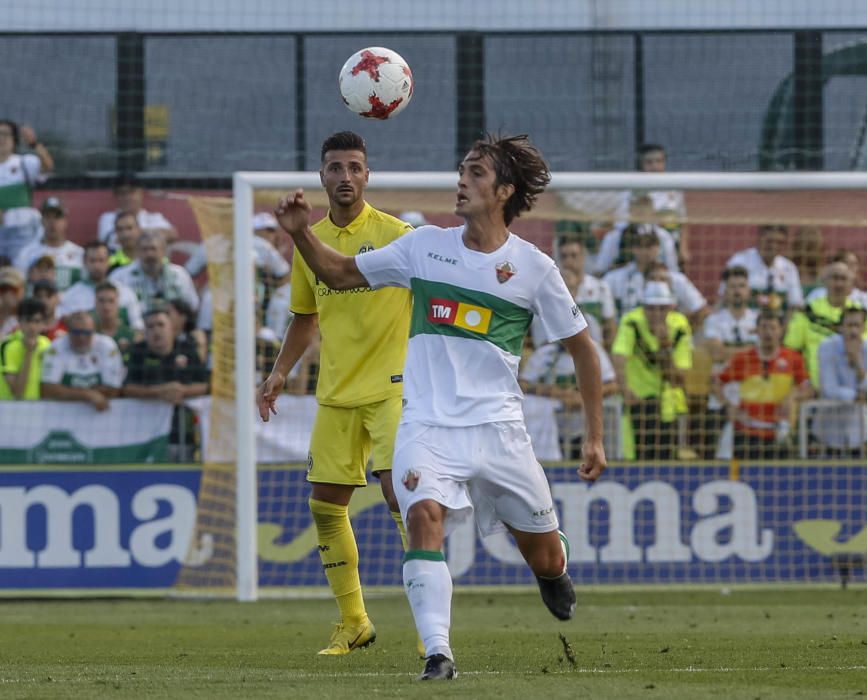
[[507, 526, 576, 621], [403, 499, 457, 681], [310, 482, 376, 655]]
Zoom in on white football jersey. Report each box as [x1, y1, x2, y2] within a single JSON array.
[[356, 225, 587, 427], [42, 333, 125, 389], [15, 240, 84, 291], [702, 306, 759, 409], [59, 278, 145, 330], [603, 262, 705, 318], [724, 247, 804, 308]]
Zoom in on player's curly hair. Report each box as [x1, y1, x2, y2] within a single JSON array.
[[470, 133, 551, 226], [320, 131, 367, 162]]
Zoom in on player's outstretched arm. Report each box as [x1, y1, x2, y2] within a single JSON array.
[[274, 189, 369, 290], [257, 313, 318, 422], [561, 329, 607, 481]]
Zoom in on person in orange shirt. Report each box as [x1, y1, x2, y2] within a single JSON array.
[[715, 308, 813, 460]]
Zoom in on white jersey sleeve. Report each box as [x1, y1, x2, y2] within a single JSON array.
[[97, 211, 116, 243], [531, 266, 588, 344], [354, 227, 417, 289], [598, 277, 617, 320], [95, 334, 126, 388], [592, 226, 622, 275]]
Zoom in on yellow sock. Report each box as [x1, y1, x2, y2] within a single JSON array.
[[391, 510, 409, 551], [309, 498, 367, 626]]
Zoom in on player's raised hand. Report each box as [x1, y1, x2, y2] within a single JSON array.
[[578, 437, 606, 482], [274, 189, 313, 236], [256, 371, 285, 422]]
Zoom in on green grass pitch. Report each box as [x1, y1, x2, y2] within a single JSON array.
[[0, 588, 864, 699]]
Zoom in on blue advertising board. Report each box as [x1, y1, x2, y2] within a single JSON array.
[[0, 463, 864, 591]]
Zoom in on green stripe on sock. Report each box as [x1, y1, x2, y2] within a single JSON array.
[[403, 549, 445, 563]]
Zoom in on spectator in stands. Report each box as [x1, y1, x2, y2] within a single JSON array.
[[557, 234, 616, 347], [603, 228, 705, 324], [615, 143, 688, 263], [701, 266, 759, 458], [791, 226, 825, 299], [0, 120, 53, 263], [0, 296, 50, 400], [716, 309, 812, 460], [785, 260, 866, 387], [32, 280, 65, 339], [724, 224, 803, 313], [40, 310, 125, 412], [98, 174, 176, 251], [612, 280, 692, 461], [593, 216, 679, 278], [0, 265, 25, 339], [807, 249, 867, 309], [93, 281, 141, 357], [645, 262, 708, 328], [59, 240, 144, 333], [14, 197, 84, 292], [265, 282, 293, 340], [109, 230, 199, 313], [520, 322, 619, 460], [107, 210, 142, 271], [26, 254, 56, 290], [123, 308, 209, 461], [813, 306, 867, 455], [166, 297, 208, 363]]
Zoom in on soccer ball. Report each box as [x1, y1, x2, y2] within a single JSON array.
[[338, 47, 413, 120]]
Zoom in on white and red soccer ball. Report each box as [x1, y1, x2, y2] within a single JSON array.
[[338, 47, 413, 120]]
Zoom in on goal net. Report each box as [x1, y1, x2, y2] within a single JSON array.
[[176, 171, 867, 599]]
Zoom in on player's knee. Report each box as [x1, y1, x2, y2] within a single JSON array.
[[405, 501, 445, 550], [524, 537, 565, 578]]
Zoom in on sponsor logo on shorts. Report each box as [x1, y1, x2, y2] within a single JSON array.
[[402, 468, 421, 491], [427, 298, 492, 334]]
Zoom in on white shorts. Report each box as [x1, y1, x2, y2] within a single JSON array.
[[392, 421, 559, 538]]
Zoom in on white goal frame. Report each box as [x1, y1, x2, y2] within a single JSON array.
[[231, 170, 867, 601]]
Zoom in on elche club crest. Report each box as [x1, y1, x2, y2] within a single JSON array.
[[402, 468, 421, 491], [495, 261, 516, 284]]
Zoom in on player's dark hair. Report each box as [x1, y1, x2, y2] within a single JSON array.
[[115, 210, 139, 227], [470, 133, 551, 226], [637, 143, 665, 168], [757, 307, 784, 325], [0, 119, 20, 148], [758, 224, 788, 237], [143, 307, 170, 323], [722, 265, 749, 281], [16, 296, 46, 320], [320, 131, 367, 162], [167, 297, 196, 333], [841, 305, 867, 323], [94, 281, 118, 295], [84, 240, 110, 255]]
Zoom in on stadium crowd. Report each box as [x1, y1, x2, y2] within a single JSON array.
[[1, 131, 865, 461]]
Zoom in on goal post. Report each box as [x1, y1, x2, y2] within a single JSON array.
[[185, 170, 867, 601]]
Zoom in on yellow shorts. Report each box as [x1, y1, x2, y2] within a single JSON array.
[[307, 396, 403, 486]]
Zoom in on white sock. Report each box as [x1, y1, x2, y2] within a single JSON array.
[[403, 550, 453, 660]]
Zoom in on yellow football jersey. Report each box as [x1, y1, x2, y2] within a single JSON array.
[[290, 202, 412, 407]]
